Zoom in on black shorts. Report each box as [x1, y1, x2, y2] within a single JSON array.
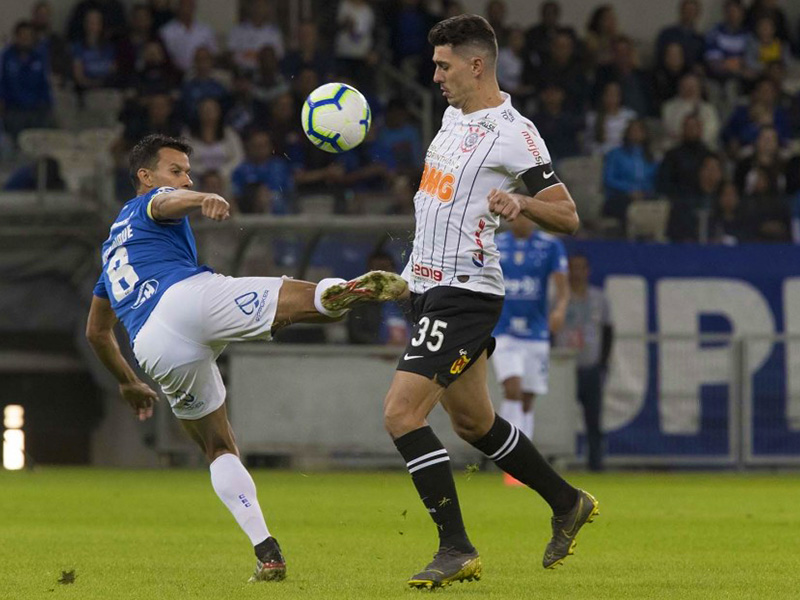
[[397, 286, 504, 388]]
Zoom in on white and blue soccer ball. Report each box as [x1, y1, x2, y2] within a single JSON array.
[[301, 83, 371, 153]]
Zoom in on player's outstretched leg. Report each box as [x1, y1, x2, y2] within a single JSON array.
[[319, 270, 408, 314]]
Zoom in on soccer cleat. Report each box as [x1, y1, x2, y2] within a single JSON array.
[[320, 270, 408, 312], [407, 547, 482, 589], [248, 537, 286, 582], [542, 489, 599, 569]]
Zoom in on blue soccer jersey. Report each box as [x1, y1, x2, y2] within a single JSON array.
[[494, 230, 567, 340], [93, 187, 211, 343]]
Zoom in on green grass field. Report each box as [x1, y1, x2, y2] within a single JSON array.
[[1, 468, 799, 599]]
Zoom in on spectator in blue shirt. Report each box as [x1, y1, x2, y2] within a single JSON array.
[[593, 35, 653, 117], [71, 9, 118, 90], [0, 21, 54, 140], [532, 83, 582, 161], [181, 46, 230, 119], [373, 98, 423, 177], [603, 119, 659, 226], [655, 0, 705, 71], [231, 129, 293, 214], [722, 77, 791, 154], [704, 0, 750, 82], [280, 20, 333, 82]]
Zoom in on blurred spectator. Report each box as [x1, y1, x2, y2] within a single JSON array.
[[119, 92, 182, 148], [485, 0, 509, 46], [655, 0, 705, 71], [3, 157, 65, 191], [584, 4, 619, 69], [148, 0, 174, 31], [704, 0, 749, 83], [31, 1, 70, 84], [585, 81, 637, 156], [441, 1, 465, 19], [745, 0, 791, 42], [183, 97, 245, 179], [116, 3, 157, 77], [661, 73, 721, 150], [335, 0, 377, 86], [734, 125, 786, 194], [253, 46, 290, 104], [266, 92, 304, 160], [525, 1, 578, 66], [531, 84, 582, 161], [228, 0, 284, 73], [231, 130, 292, 214], [744, 16, 791, 78], [554, 253, 612, 472], [722, 77, 790, 154], [658, 114, 712, 201], [198, 169, 226, 197], [652, 42, 690, 110], [386, 0, 436, 83], [745, 166, 791, 241], [181, 46, 230, 119], [764, 61, 795, 116], [0, 21, 54, 140], [668, 153, 724, 241], [497, 27, 535, 102], [159, 0, 217, 74], [292, 67, 321, 109], [66, 0, 127, 42], [593, 35, 652, 117], [280, 20, 334, 82], [225, 70, 269, 135], [372, 98, 423, 178], [71, 9, 118, 90], [535, 31, 589, 115], [602, 119, 658, 225], [347, 249, 410, 345], [792, 186, 800, 244], [709, 181, 751, 243], [132, 40, 180, 95]]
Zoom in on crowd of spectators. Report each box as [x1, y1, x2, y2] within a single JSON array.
[[2, 0, 800, 244]]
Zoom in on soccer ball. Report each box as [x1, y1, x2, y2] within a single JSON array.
[[301, 83, 371, 153]]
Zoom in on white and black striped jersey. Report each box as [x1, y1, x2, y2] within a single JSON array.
[[401, 93, 559, 296]]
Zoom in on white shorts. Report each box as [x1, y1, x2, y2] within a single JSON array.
[[133, 272, 283, 420], [491, 335, 550, 395]]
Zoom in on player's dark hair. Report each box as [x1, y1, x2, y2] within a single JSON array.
[[428, 14, 497, 61], [128, 134, 192, 190]]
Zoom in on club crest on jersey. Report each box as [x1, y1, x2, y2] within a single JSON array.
[[460, 125, 486, 153], [131, 279, 159, 310], [450, 349, 472, 375], [472, 218, 486, 267]]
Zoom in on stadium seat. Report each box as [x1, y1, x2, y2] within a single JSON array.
[[51, 147, 96, 194], [556, 155, 605, 226], [17, 129, 78, 159], [78, 89, 124, 129], [298, 194, 336, 214], [52, 86, 80, 130], [77, 127, 123, 165], [626, 199, 671, 242]]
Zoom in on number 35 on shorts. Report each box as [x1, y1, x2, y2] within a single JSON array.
[[411, 317, 448, 352]]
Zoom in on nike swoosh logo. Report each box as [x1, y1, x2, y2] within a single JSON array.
[[404, 354, 424, 360], [543, 170, 555, 179], [562, 498, 584, 537]]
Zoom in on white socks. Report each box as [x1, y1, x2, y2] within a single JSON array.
[[500, 399, 534, 440], [314, 277, 348, 318], [210, 453, 270, 546]]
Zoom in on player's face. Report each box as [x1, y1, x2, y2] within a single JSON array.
[[432, 45, 476, 110], [151, 148, 193, 190]]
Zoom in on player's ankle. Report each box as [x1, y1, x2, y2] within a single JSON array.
[[314, 277, 348, 317]]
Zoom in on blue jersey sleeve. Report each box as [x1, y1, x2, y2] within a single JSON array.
[[93, 272, 109, 298], [139, 186, 177, 222], [551, 239, 568, 274]]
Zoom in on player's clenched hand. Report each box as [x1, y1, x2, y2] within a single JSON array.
[[201, 194, 231, 221], [120, 381, 159, 421], [488, 189, 522, 221]]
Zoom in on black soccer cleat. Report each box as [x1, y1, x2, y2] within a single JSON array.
[[249, 536, 286, 582], [407, 547, 482, 589], [542, 489, 599, 569]]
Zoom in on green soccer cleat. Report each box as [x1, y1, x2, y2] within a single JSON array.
[[248, 537, 286, 583], [320, 270, 408, 312], [407, 547, 482, 589], [542, 489, 599, 569]]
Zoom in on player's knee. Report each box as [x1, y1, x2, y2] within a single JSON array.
[[502, 378, 523, 400], [383, 399, 424, 438], [451, 413, 492, 442]]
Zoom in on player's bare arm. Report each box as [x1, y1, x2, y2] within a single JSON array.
[[85, 296, 158, 421], [549, 271, 569, 334], [487, 185, 579, 234], [150, 189, 231, 221]]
